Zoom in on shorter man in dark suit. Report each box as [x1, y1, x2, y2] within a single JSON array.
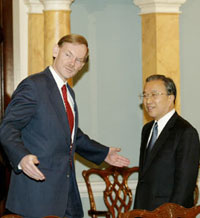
[[134, 74, 200, 211]]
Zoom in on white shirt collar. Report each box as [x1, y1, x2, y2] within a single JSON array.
[[49, 66, 67, 89], [156, 109, 175, 136]]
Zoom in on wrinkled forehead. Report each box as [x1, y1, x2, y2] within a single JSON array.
[[61, 42, 88, 58]]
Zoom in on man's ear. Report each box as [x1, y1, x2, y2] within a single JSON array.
[[53, 44, 59, 58], [168, 94, 175, 104]]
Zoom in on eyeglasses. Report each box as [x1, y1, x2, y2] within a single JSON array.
[[139, 92, 169, 100], [65, 51, 86, 66]]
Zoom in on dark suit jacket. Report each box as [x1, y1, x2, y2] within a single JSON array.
[[0, 67, 109, 218], [134, 112, 200, 211]]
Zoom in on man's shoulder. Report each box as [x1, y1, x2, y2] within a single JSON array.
[[143, 120, 154, 131], [18, 67, 54, 88], [164, 112, 198, 138], [13, 67, 54, 96], [27, 67, 51, 81], [175, 114, 197, 132]]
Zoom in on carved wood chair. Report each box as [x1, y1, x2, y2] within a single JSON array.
[[119, 202, 200, 218], [82, 166, 139, 218]]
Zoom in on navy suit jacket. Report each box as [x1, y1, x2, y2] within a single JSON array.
[[134, 112, 200, 211], [0, 67, 109, 217]]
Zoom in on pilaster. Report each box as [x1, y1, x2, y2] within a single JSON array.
[[134, 0, 187, 122], [24, 0, 44, 75]]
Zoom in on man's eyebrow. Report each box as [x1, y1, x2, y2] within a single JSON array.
[[66, 50, 85, 60]]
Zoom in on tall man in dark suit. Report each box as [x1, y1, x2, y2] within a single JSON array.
[[0, 34, 130, 218], [134, 74, 200, 211]]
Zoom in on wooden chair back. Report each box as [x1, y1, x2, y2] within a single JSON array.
[[82, 166, 139, 218], [119, 203, 200, 218]]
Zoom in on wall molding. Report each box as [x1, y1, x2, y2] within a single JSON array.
[[78, 179, 138, 198], [79, 178, 200, 205]]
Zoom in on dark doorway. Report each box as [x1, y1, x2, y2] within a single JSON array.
[[0, 0, 13, 215], [0, 0, 13, 114]]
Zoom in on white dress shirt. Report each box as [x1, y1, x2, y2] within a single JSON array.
[[49, 66, 75, 142], [147, 109, 175, 147]]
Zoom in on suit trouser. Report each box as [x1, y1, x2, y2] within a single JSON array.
[[22, 170, 82, 218]]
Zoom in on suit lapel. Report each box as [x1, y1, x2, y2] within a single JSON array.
[[44, 69, 71, 143], [141, 112, 178, 176], [140, 122, 153, 172]]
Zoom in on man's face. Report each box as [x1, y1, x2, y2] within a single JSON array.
[[52, 42, 87, 81], [143, 80, 175, 120]]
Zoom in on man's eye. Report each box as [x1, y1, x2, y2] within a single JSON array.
[[77, 59, 84, 63], [66, 52, 72, 58]]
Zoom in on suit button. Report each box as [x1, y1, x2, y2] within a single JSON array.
[[67, 174, 70, 178]]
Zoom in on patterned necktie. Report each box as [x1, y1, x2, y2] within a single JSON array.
[[147, 122, 158, 151], [61, 84, 74, 135]]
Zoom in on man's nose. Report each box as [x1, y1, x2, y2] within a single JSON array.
[[69, 57, 76, 66], [145, 97, 152, 104]]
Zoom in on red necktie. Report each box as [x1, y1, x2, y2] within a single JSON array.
[[61, 85, 74, 135]]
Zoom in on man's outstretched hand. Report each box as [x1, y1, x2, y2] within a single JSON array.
[[104, 147, 130, 167], [19, 154, 45, 181]]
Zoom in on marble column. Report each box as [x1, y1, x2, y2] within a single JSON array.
[[24, 0, 44, 75], [134, 0, 186, 122], [40, 0, 74, 86]]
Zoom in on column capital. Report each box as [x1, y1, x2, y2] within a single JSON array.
[[24, 0, 44, 14], [133, 0, 187, 14], [40, 0, 74, 11]]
